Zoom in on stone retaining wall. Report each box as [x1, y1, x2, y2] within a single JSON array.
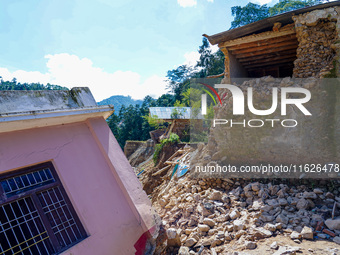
[[293, 7, 340, 78]]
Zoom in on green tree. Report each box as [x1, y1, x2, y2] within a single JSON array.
[[0, 77, 68, 91], [231, 0, 324, 29], [166, 38, 225, 105], [196, 38, 225, 77], [156, 94, 176, 107], [269, 0, 322, 16], [230, 3, 270, 29], [166, 65, 192, 102], [107, 94, 172, 148]]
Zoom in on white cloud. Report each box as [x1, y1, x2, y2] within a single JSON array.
[[207, 0, 213, 2], [177, 0, 197, 7], [182, 43, 219, 67], [183, 51, 200, 67], [0, 53, 168, 101], [251, 0, 277, 4], [210, 45, 219, 53]]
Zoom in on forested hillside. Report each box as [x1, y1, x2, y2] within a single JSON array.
[[0, 78, 68, 91], [97, 95, 143, 113]]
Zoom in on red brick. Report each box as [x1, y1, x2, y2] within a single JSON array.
[[323, 229, 336, 237], [315, 221, 324, 231]]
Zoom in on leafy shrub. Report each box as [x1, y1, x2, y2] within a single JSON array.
[[153, 133, 180, 164]]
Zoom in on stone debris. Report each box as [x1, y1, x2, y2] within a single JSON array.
[[290, 231, 301, 240], [244, 241, 256, 250], [148, 170, 340, 254], [325, 218, 340, 231], [128, 135, 340, 255], [270, 241, 279, 250], [273, 245, 301, 255], [178, 246, 190, 255], [203, 218, 216, 227], [334, 236, 340, 245], [301, 226, 313, 240], [185, 237, 197, 247]]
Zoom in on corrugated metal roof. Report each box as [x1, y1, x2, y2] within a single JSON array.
[[203, 2, 340, 45], [149, 107, 192, 119]]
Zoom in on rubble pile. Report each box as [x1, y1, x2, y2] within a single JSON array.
[[151, 173, 340, 254]]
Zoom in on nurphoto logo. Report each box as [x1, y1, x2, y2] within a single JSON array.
[[201, 84, 312, 128]]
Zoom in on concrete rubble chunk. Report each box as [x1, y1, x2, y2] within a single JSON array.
[[201, 202, 214, 216], [333, 236, 340, 245], [222, 195, 231, 204], [265, 223, 277, 232], [244, 240, 257, 250], [209, 190, 223, 201], [296, 198, 309, 210], [185, 237, 197, 247], [211, 238, 223, 247], [252, 200, 263, 210], [166, 228, 178, 239], [313, 188, 323, 194], [317, 233, 327, 239], [325, 218, 340, 231], [270, 241, 279, 250], [224, 232, 232, 241], [251, 182, 261, 192], [255, 227, 273, 238], [260, 213, 275, 222], [276, 214, 289, 225], [203, 218, 216, 227], [200, 236, 214, 246], [233, 220, 245, 231], [279, 198, 288, 206], [273, 246, 301, 255], [229, 209, 240, 220], [301, 226, 313, 240], [198, 224, 210, 232], [225, 225, 233, 232], [167, 228, 181, 247], [290, 231, 301, 239], [159, 198, 167, 207], [216, 231, 224, 239], [178, 246, 190, 255], [267, 199, 279, 207], [303, 191, 317, 199]]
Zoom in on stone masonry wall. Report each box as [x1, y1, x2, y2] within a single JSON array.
[[293, 7, 340, 78], [124, 141, 146, 158]]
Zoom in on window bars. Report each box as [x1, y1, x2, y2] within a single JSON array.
[[0, 162, 87, 255]]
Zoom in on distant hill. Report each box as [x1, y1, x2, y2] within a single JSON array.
[[97, 95, 143, 114]]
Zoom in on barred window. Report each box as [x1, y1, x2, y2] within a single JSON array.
[[0, 162, 87, 255]]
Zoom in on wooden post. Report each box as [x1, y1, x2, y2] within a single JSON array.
[[220, 48, 231, 83]]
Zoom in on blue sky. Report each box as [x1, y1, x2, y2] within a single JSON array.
[[0, 0, 278, 101]]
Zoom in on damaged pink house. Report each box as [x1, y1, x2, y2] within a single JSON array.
[[0, 88, 155, 255]]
